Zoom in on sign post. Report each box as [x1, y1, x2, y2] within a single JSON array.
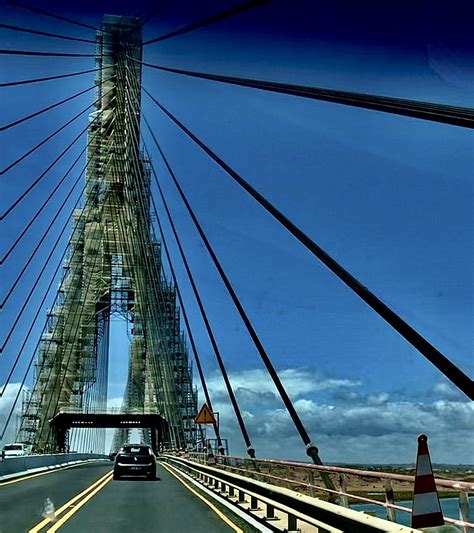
[[195, 404, 218, 463]]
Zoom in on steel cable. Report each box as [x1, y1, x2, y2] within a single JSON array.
[[142, 0, 269, 45], [0, 22, 98, 43], [135, 60, 474, 129], [0, 49, 102, 57], [138, 2, 168, 28], [0, 66, 112, 88]]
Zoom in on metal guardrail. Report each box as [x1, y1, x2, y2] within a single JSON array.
[[0, 453, 108, 478], [182, 452, 473, 532], [163, 454, 421, 532]]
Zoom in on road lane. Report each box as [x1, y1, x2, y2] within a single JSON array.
[[57, 462, 238, 532], [0, 461, 112, 533]]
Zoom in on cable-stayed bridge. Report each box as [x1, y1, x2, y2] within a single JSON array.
[[0, 4, 473, 532]]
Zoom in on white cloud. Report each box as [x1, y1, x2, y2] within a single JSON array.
[[203, 367, 361, 401], [367, 393, 389, 405], [0, 383, 24, 446], [433, 382, 465, 400]]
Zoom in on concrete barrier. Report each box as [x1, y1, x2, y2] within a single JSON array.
[[0, 453, 108, 481]]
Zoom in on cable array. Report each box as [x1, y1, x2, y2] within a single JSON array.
[[1, 82, 101, 131], [143, 88, 474, 401], [123, 59, 246, 453], [0, 83, 115, 180], [124, 66, 225, 449]]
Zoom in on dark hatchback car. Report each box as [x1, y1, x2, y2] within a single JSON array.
[[113, 444, 156, 480]]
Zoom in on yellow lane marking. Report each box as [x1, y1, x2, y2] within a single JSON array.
[[28, 470, 113, 533], [161, 462, 243, 533], [44, 472, 113, 532], [0, 461, 105, 488]]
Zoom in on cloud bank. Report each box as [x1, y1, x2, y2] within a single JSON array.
[[199, 368, 474, 464]]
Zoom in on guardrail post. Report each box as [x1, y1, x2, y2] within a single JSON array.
[[459, 490, 471, 533], [287, 513, 298, 531], [250, 495, 259, 511], [229, 486, 235, 497], [339, 473, 349, 507], [384, 480, 396, 522], [238, 489, 246, 503], [266, 503, 278, 521]]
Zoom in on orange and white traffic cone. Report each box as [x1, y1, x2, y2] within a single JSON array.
[[411, 434, 444, 529]]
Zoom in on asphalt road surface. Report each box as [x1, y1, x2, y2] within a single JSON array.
[[0, 461, 237, 532]]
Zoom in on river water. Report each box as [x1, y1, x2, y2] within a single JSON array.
[[352, 496, 473, 527]]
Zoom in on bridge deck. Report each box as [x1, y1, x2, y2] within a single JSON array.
[[0, 461, 238, 532]]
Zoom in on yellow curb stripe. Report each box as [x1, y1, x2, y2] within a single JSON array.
[[28, 470, 112, 533], [0, 461, 104, 488], [161, 462, 243, 533], [44, 473, 113, 532]]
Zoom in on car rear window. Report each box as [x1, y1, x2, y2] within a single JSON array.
[[121, 446, 150, 454], [4, 445, 23, 451]]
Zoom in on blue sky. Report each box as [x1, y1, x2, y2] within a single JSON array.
[[0, 0, 473, 463]]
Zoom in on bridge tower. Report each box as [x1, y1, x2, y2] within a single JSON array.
[[18, 15, 197, 453]]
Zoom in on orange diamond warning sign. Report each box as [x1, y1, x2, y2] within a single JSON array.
[[194, 403, 217, 424]]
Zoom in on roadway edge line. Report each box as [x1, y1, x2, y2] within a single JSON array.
[[161, 462, 244, 533], [161, 461, 271, 533], [28, 469, 113, 533]]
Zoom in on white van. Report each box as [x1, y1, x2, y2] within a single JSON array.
[[2, 443, 29, 457]]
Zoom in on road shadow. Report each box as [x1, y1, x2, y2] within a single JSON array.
[[113, 476, 161, 482]]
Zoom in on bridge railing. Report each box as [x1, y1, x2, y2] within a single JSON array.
[[182, 452, 473, 531], [163, 454, 421, 532]]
